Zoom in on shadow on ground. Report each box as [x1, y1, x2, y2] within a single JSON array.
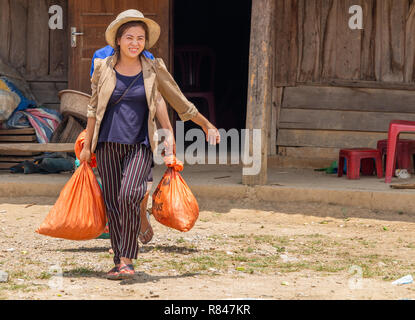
[[2, 191, 415, 225], [62, 268, 199, 285]]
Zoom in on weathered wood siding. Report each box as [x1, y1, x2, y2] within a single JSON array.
[[0, 0, 68, 110], [274, 0, 415, 153]]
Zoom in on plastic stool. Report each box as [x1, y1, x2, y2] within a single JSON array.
[[338, 148, 383, 180], [377, 139, 415, 173], [385, 120, 415, 183]]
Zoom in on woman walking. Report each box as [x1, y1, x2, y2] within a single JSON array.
[[80, 9, 220, 280]]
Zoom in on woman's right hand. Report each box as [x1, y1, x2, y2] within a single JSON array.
[[79, 147, 92, 163]]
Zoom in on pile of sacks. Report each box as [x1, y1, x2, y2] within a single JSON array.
[[0, 58, 75, 174]]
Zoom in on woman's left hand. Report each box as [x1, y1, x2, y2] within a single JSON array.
[[203, 124, 221, 145]]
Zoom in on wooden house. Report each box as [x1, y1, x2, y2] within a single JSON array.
[[2, 0, 415, 185]]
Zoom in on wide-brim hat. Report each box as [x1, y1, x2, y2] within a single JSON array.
[[105, 9, 161, 49]]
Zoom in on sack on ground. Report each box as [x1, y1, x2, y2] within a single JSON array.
[[152, 155, 199, 232], [0, 89, 19, 121], [36, 161, 107, 240]]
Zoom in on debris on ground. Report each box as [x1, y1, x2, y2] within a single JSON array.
[[392, 275, 413, 286], [0, 271, 9, 283]]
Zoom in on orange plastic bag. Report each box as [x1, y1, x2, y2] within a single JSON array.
[[36, 162, 107, 240], [75, 129, 97, 168], [152, 155, 199, 232]]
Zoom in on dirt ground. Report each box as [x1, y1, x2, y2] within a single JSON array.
[[0, 196, 415, 300]]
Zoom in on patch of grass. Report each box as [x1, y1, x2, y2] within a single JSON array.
[[99, 253, 112, 259], [305, 233, 325, 238], [278, 262, 311, 273], [164, 260, 188, 272], [38, 272, 52, 280], [64, 267, 99, 276], [176, 237, 186, 244], [253, 235, 290, 245], [272, 245, 286, 253], [230, 235, 247, 239], [312, 263, 346, 273], [207, 235, 222, 241], [8, 283, 29, 291], [231, 255, 251, 263], [10, 271, 30, 281]]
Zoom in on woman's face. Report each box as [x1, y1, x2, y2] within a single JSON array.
[[117, 25, 146, 59]]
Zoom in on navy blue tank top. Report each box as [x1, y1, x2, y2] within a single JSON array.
[[97, 70, 150, 148]]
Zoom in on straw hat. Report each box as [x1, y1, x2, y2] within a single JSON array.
[[105, 9, 161, 49]]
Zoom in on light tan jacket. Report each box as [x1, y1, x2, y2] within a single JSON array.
[[87, 53, 199, 153]]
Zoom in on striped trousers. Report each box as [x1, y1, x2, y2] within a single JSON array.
[[96, 142, 153, 265]]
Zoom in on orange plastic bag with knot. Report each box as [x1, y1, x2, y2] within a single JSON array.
[[75, 129, 97, 168], [36, 161, 107, 240], [152, 155, 199, 232]]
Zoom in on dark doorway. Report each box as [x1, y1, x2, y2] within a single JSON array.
[[173, 0, 252, 133]]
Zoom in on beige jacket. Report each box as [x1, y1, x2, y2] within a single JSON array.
[[87, 53, 199, 153]]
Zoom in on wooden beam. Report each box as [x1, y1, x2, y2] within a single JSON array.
[[0, 135, 37, 142], [283, 85, 415, 113], [279, 109, 415, 132], [277, 129, 415, 149], [0, 128, 35, 135], [243, 0, 275, 186], [0, 143, 75, 153]]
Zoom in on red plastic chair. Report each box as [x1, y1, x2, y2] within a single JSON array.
[[173, 45, 216, 126], [338, 148, 383, 180], [377, 139, 415, 173], [385, 120, 415, 183]]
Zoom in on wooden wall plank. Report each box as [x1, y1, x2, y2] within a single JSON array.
[[0, 143, 75, 152], [274, 0, 298, 86], [0, 128, 35, 135], [405, 1, 415, 82], [277, 129, 415, 149], [9, 0, 28, 74], [360, 0, 375, 80], [278, 146, 340, 159], [283, 86, 415, 113], [375, 0, 407, 82], [0, 135, 37, 142], [0, 0, 11, 62], [279, 109, 415, 132], [297, 0, 321, 82], [320, 0, 336, 81], [48, 0, 68, 78], [29, 82, 67, 105], [26, 0, 49, 78], [269, 87, 283, 155], [334, 0, 363, 80]]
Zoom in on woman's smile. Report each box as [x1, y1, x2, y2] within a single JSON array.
[[129, 47, 139, 54]]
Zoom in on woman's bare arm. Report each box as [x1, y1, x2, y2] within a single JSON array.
[[155, 93, 175, 155]]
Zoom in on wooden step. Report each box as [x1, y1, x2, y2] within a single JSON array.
[[0, 128, 36, 135], [0, 135, 37, 142], [0, 156, 36, 163], [0, 162, 20, 170], [0, 150, 42, 156], [0, 143, 75, 153]]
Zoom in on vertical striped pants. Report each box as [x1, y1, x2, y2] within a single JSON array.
[[96, 142, 153, 265]]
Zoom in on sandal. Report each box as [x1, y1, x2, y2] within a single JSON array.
[[106, 265, 120, 280], [118, 264, 135, 279], [139, 211, 153, 245]]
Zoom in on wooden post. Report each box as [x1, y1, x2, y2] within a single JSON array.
[[243, 0, 275, 186]]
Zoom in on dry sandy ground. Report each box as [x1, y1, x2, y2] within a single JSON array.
[[0, 196, 415, 300]]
